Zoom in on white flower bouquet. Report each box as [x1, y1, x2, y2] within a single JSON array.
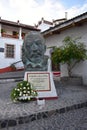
[[11, 80, 38, 102]]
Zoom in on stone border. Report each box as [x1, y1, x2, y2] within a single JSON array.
[[0, 78, 23, 83], [60, 76, 83, 86], [0, 102, 87, 129]]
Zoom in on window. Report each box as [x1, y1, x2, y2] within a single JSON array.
[[5, 44, 15, 58]]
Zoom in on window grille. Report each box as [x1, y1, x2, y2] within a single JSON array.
[[5, 44, 15, 58]]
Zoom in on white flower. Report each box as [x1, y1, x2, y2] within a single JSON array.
[[15, 98, 17, 100], [28, 97, 30, 100], [27, 83, 29, 86], [20, 83, 23, 86], [19, 92, 22, 96], [23, 87, 26, 89], [27, 87, 30, 90], [25, 97, 27, 99], [23, 91, 26, 93], [13, 100, 16, 102], [23, 94, 26, 96], [17, 89, 20, 91]]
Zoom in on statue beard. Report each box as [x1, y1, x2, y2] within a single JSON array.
[[27, 50, 44, 63]]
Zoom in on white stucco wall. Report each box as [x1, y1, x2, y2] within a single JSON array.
[[45, 22, 87, 85], [45, 22, 87, 48], [38, 23, 52, 32], [0, 37, 23, 68]]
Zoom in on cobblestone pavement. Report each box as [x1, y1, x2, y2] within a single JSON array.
[[0, 81, 87, 120], [2, 107, 87, 130], [0, 76, 87, 129]]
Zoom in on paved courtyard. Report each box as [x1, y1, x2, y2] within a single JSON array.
[[2, 107, 87, 130], [0, 71, 87, 129]]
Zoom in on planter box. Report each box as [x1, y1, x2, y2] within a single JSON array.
[[60, 76, 83, 86]]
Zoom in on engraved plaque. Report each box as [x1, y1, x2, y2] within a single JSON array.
[[27, 72, 51, 91]]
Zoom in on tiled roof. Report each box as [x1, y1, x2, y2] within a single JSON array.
[[0, 18, 40, 31], [35, 17, 53, 28], [43, 12, 87, 36]]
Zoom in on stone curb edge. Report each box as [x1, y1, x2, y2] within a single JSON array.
[[0, 78, 23, 83], [0, 101, 87, 129]]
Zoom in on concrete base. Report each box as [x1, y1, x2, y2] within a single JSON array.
[[60, 76, 83, 86]]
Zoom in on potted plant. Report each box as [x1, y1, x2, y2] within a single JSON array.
[[1, 29, 6, 34], [13, 31, 19, 38], [11, 81, 38, 102]]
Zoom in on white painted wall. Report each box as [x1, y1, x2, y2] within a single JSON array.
[[0, 37, 23, 68], [45, 22, 87, 48], [38, 23, 52, 32], [45, 22, 87, 85]]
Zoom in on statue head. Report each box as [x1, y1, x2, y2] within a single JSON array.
[[22, 31, 48, 71], [23, 31, 46, 63]]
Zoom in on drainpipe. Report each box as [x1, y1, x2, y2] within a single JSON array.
[[65, 12, 68, 20], [0, 24, 1, 37], [0, 17, 1, 37], [19, 27, 22, 40], [17, 20, 22, 40]]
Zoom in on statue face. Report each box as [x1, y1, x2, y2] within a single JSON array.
[[25, 38, 46, 63], [22, 32, 48, 71]]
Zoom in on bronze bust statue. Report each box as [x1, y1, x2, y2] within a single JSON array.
[[22, 31, 48, 71]]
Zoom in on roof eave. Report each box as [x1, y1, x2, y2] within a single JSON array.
[[43, 12, 87, 37], [0, 19, 40, 31]]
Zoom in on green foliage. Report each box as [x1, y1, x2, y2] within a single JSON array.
[[1, 29, 6, 33], [11, 81, 38, 102], [62, 36, 87, 62], [52, 47, 64, 64], [52, 36, 87, 77]]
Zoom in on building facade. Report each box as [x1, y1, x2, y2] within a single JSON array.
[[35, 13, 67, 32], [42, 12, 87, 85], [0, 19, 40, 70]]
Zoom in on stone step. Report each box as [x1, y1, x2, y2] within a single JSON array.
[[0, 71, 25, 79]]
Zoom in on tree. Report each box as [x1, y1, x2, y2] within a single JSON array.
[[52, 36, 87, 77]]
